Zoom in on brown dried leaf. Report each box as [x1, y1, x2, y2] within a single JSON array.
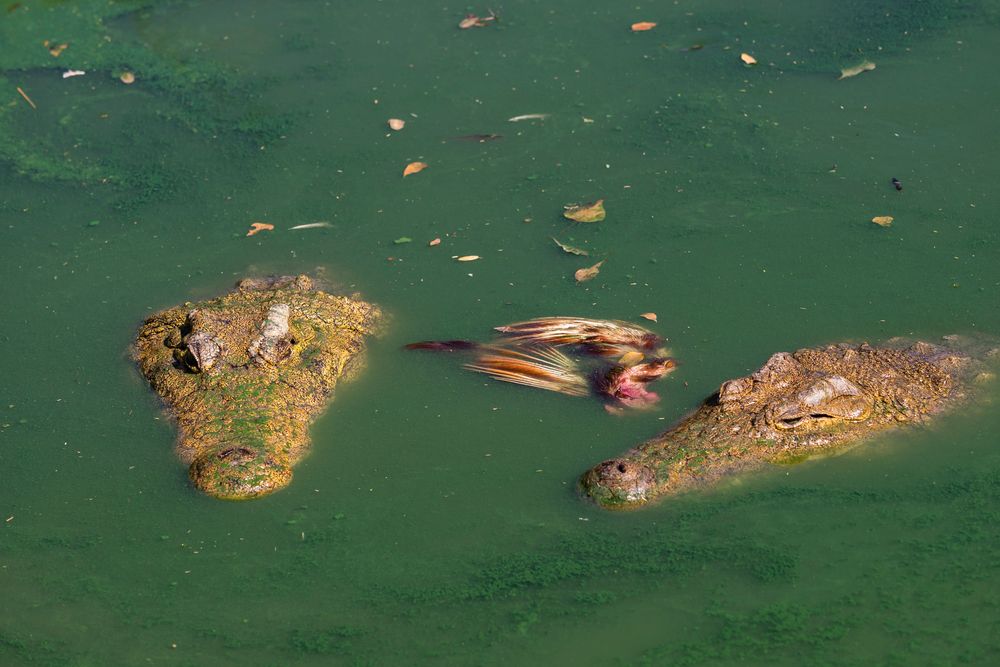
[[457, 255, 480, 262], [871, 216, 894, 227], [551, 237, 589, 256], [388, 118, 405, 130], [246, 222, 274, 237], [563, 199, 606, 223], [639, 312, 658, 322], [631, 22, 657, 32], [740, 53, 757, 65], [838, 61, 876, 80], [403, 161, 428, 177], [429, 238, 441, 246], [574, 260, 604, 283], [459, 12, 496, 29]]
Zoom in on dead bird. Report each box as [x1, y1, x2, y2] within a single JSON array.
[[406, 317, 675, 409], [494, 316, 664, 357]]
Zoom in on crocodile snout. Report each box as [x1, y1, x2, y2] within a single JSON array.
[[580, 458, 656, 509], [189, 445, 293, 500]]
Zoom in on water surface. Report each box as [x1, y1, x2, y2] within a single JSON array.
[[2, 1, 1000, 664]]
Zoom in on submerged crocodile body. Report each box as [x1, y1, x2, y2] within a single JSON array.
[[582, 338, 994, 509], [134, 275, 381, 500]]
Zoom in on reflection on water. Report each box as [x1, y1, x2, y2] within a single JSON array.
[[2, 0, 1000, 663]]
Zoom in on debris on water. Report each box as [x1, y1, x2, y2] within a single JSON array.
[[403, 161, 428, 177], [451, 133, 502, 142], [575, 260, 604, 283], [459, 10, 497, 29], [87, 220, 100, 227], [630, 22, 657, 32], [740, 53, 757, 65], [508, 113, 549, 122], [871, 216, 894, 227], [388, 118, 405, 130], [838, 61, 875, 80], [62, 70, 85, 79], [393, 237, 413, 245], [120, 71, 136, 85], [457, 255, 480, 262], [246, 222, 274, 236], [552, 237, 590, 256], [429, 238, 441, 246], [640, 312, 658, 322], [892, 177, 903, 191], [563, 199, 606, 223], [681, 44, 704, 51], [16, 86, 36, 109], [43, 40, 68, 57], [289, 222, 332, 230]]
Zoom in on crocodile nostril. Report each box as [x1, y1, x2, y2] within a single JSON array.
[[617, 463, 628, 474], [218, 447, 255, 461]]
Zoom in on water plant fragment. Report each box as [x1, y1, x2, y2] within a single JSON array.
[[631, 22, 657, 32], [872, 216, 893, 227], [740, 53, 757, 65], [838, 61, 875, 80], [575, 260, 604, 283], [457, 255, 480, 262], [403, 161, 428, 177], [552, 237, 590, 256], [563, 199, 606, 223], [246, 222, 274, 236]]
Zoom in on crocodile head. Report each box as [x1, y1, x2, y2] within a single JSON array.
[[582, 339, 986, 509], [134, 275, 381, 500]]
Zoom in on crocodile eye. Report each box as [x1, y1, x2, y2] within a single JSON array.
[[770, 375, 873, 430]]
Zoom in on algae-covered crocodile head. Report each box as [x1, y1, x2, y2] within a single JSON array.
[[582, 338, 995, 509], [134, 275, 381, 500]]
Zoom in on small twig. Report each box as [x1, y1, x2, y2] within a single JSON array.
[[16, 86, 36, 109]]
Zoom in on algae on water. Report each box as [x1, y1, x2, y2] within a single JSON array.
[[0, 0, 291, 209]]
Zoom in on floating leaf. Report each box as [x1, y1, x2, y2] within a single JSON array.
[[457, 255, 480, 262], [429, 238, 441, 246], [508, 113, 549, 122], [639, 312, 658, 322], [458, 12, 497, 29], [563, 199, 606, 223], [246, 222, 274, 236], [289, 222, 332, 230], [740, 53, 757, 65], [838, 61, 876, 80], [120, 71, 135, 84], [574, 260, 604, 283], [43, 40, 68, 57], [872, 216, 893, 227], [388, 118, 405, 130], [631, 22, 657, 32], [393, 237, 413, 244], [551, 237, 590, 256], [403, 161, 428, 177]]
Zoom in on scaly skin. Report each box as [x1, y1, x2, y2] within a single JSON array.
[[134, 275, 381, 500], [582, 338, 994, 509]]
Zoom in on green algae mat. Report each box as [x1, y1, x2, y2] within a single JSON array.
[[3, 1, 1000, 664]]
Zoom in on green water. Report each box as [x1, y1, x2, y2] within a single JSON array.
[[3, 1, 1000, 664]]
